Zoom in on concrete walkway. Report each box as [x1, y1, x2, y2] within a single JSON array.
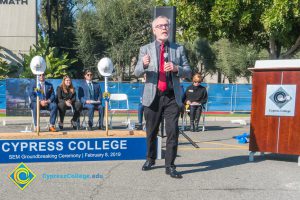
[[0, 118, 299, 199]]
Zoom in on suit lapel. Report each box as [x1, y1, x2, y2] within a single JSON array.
[[169, 43, 176, 79], [83, 82, 88, 98], [169, 42, 175, 63], [85, 82, 89, 96], [44, 83, 49, 98], [149, 42, 158, 71], [92, 82, 96, 98]]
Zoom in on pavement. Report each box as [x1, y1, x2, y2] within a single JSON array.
[[0, 116, 299, 200]]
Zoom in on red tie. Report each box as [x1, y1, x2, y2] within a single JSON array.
[[158, 42, 167, 92]]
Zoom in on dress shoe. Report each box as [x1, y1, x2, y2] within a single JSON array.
[[165, 167, 182, 179], [136, 125, 143, 130], [49, 126, 57, 132], [195, 121, 200, 132], [142, 160, 155, 171], [87, 126, 93, 131], [58, 122, 64, 130], [71, 119, 77, 130]]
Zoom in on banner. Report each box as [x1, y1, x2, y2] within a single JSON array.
[[0, 137, 146, 163]]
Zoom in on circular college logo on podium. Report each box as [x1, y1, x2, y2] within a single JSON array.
[[269, 87, 292, 109], [265, 84, 296, 116]]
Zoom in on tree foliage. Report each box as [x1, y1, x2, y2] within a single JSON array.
[[212, 39, 260, 83], [156, 0, 213, 43], [40, 0, 80, 76], [76, 0, 154, 80], [0, 48, 20, 78], [75, 10, 106, 72], [185, 38, 217, 78], [0, 57, 18, 79], [40, 0, 76, 50], [210, 0, 300, 58], [4, 0, 298, 82], [20, 33, 77, 78], [156, 0, 300, 83], [159, 0, 300, 59]]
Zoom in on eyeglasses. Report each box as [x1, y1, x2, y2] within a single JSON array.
[[155, 24, 170, 30], [86, 73, 93, 76]]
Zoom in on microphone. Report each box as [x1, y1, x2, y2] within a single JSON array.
[[164, 46, 169, 77], [163, 52, 168, 63]]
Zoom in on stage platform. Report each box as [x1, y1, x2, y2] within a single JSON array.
[[0, 129, 146, 140]]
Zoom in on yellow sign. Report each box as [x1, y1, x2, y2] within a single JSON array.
[[8, 162, 36, 190]]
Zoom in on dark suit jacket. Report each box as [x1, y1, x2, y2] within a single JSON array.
[[78, 81, 102, 105], [56, 86, 76, 104], [30, 81, 55, 105]]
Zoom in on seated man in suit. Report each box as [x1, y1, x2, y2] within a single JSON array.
[[30, 73, 58, 132], [78, 69, 104, 131]]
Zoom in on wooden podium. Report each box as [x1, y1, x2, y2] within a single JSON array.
[[249, 59, 300, 163]]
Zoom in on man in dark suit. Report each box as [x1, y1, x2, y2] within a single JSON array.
[[134, 16, 191, 178], [30, 73, 58, 132], [78, 69, 104, 131]]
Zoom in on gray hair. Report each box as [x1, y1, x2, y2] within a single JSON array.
[[152, 16, 170, 29]]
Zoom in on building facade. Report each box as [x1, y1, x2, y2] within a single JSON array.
[[0, 0, 37, 65]]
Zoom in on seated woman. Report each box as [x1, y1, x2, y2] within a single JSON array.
[[57, 76, 82, 130], [183, 73, 208, 132]]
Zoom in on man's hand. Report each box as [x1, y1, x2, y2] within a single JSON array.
[[86, 100, 92, 104], [164, 62, 178, 72], [143, 54, 150, 68]]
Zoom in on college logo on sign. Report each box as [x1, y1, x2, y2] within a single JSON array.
[[269, 87, 292, 109], [265, 85, 296, 116], [8, 162, 36, 190]]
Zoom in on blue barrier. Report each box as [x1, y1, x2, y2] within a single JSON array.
[[4, 78, 252, 116], [0, 80, 6, 110], [206, 84, 252, 112]]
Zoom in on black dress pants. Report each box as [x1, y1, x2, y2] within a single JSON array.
[[57, 101, 82, 123], [189, 105, 202, 123], [144, 93, 180, 168]]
